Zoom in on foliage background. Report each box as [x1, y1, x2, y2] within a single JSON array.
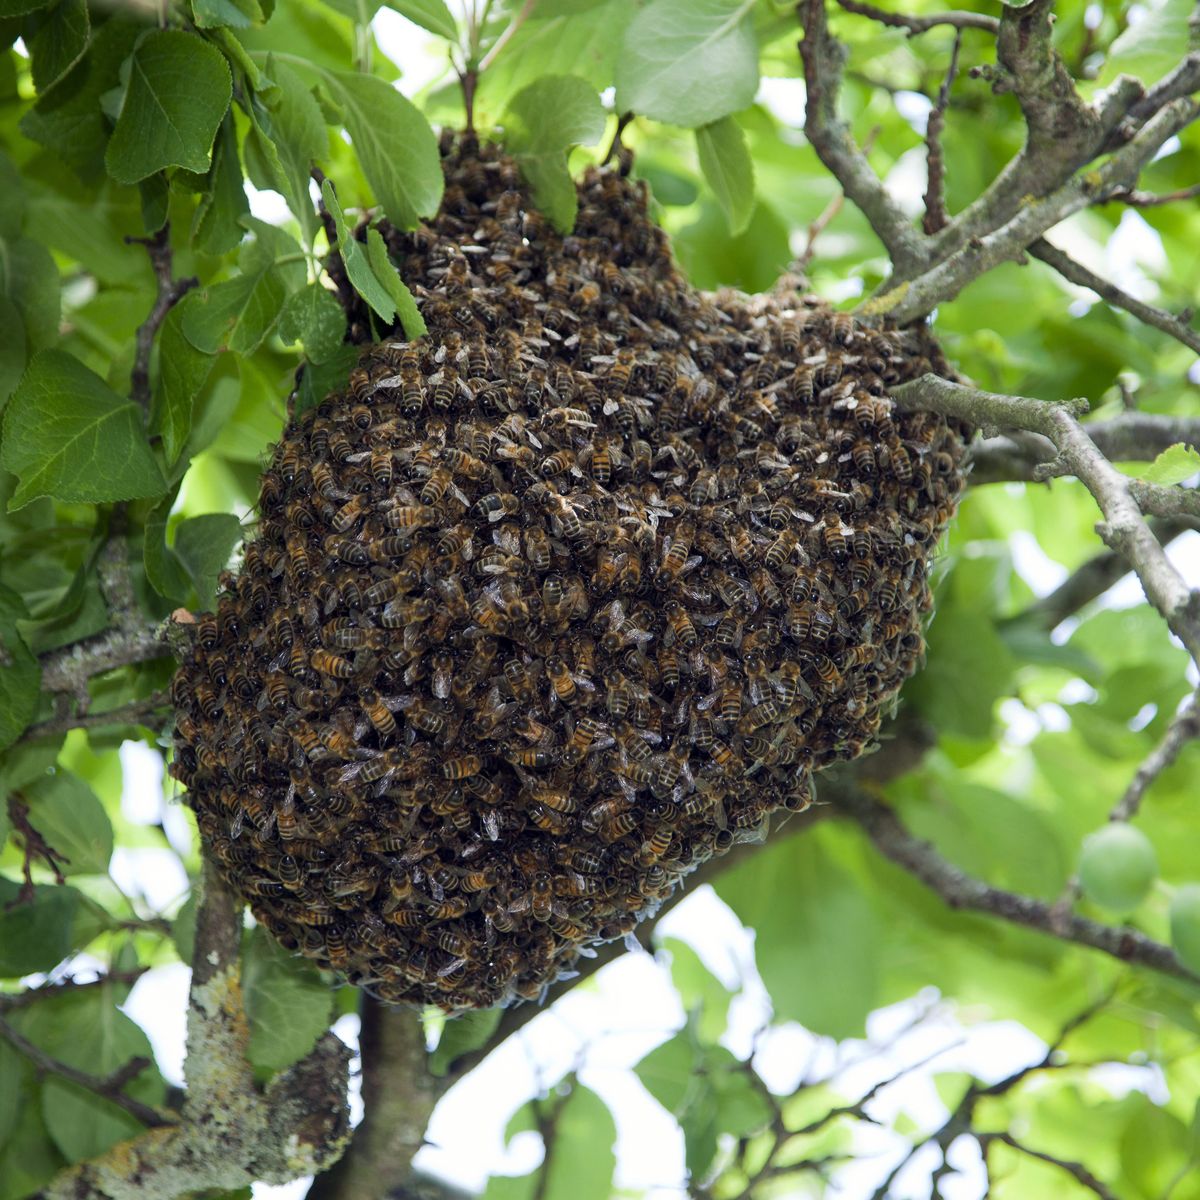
[[1, 0, 1199, 1197]]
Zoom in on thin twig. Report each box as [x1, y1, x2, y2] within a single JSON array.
[[126, 226, 198, 417], [19, 691, 172, 743], [1031, 238, 1200, 355], [1005, 519, 1189, 630], [0, 1014, 173, 1129], [922, 30, 962, 235], [835, 0, 998, 36], [980, 1133, 1119, 1200], [0, 970, 149, 1013], [1115, 182, 1200, 207], [796, 127, 879, 271], [6, 795, 68, 901], [891, 375, 1200, 666], [1111, 690, 1200, 823], [838, 787, 1197, 982], [477, 0, 535, 73]]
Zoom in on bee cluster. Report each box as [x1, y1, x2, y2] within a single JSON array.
[[171, 133, 968, 1010]]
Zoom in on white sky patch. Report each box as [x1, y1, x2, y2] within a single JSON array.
[[123, 963, 191, 1087], [120, 739, 165, 825], [110, 847, 190, 914], [894, 90, 934, 137], [252, 1179, 312, 1200], [245, 183, 294, 227], [884, 147, 931, 219], [1008, 530, 1069, 597], [756, 76, 807, 127], [1000, 697, 1042, 746], [373, 6, 451, 94]]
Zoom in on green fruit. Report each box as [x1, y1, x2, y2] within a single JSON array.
[[1078, 824, 1157, 913], [1169, 884, 1200, 974]]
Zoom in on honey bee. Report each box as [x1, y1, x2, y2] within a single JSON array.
[[562, 715, 603, 767], [545, 655, 578, 705], [764, 529, 799, 569], [442, 754, 483, 780], [661, 599, 696, 647]]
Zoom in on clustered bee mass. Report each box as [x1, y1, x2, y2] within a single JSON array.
[[172, 132, 968, 1010]]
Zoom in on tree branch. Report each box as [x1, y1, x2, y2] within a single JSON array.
[[1006, 519, 1190, 630], [834, 0, 997, 36], [921, 31, 961, 235], [19, 691, 172, 743], [306, 1001, 442, 1200], [863, 97, 1200, 321], [41, 860, 352, 1199], [798, 0, 925, 274], [126, 226, 198, 417], [980, 1132, 1119, 1200], [838, 787, 1197, 982], [1030, 238, 1200, 355], [1110, 689, 1200, 823], [0, 1014, 172, 1129], [39, 624, 172, 703], [891, 375, 1200, 665]]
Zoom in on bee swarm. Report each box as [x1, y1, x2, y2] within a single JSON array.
[[171, 133, 968, 1010]]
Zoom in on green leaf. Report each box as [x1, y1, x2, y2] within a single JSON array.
[[25, 0, 89, 94], [242, 926, 334, 1072], [386, 0, 456, 39], [0, 1091, 63, 1200], [138, 172, 169, 234], [192, 117, 250, 256], [151, 297, 216, 469], [320, 178, 397, 321], [105, 30, 232, 184], [248, 57, 327, 249], [905, 607, 1016, 740], [1101, 0, 1195, 87], [181, 259, 287, 355], [144, 491, 192, 604], [503, 75, 606, 232], [0, 235, 61, 354], [191, 0, 264, 28], [0, 878, 81, 978], [277, 282, 349, 363], [615, 0, 758, 128], [1, 350, 166, 508], [365, 229, 427, 339], [660, 937, 732, 1045], [295, 343, 359, 418], [1141, 442, 1200, 486], [0, 297, 25, 404], [23, 771, 114, 875], [717, 826, 882, 1038], [14, 988, 164, 1161], [0, 0, 55, 15], [696, 115, 754, 236], [0, 582, 39, 752], [0, 1039, 22, 1153], [321, 70, 443, 229], [173, 513, 243, 609], [19, 18, 143, 180], [485, 1084, 617, 1200], [429, 1008, 502, 1076]]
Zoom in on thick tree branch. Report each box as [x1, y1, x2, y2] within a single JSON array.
[[838, 787, 1197, 982], [39, 625, 171, 701], [863, 98, 1200, 321], [1030, 238, 1200, 355], [1103, 51, 1200, 150], [798, 0, 925, 274], [970, 415, 1200, 485], [306, 1001, 442, 1200], [41, 860, 352, 1199], [891, 375, 1200, 664]]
